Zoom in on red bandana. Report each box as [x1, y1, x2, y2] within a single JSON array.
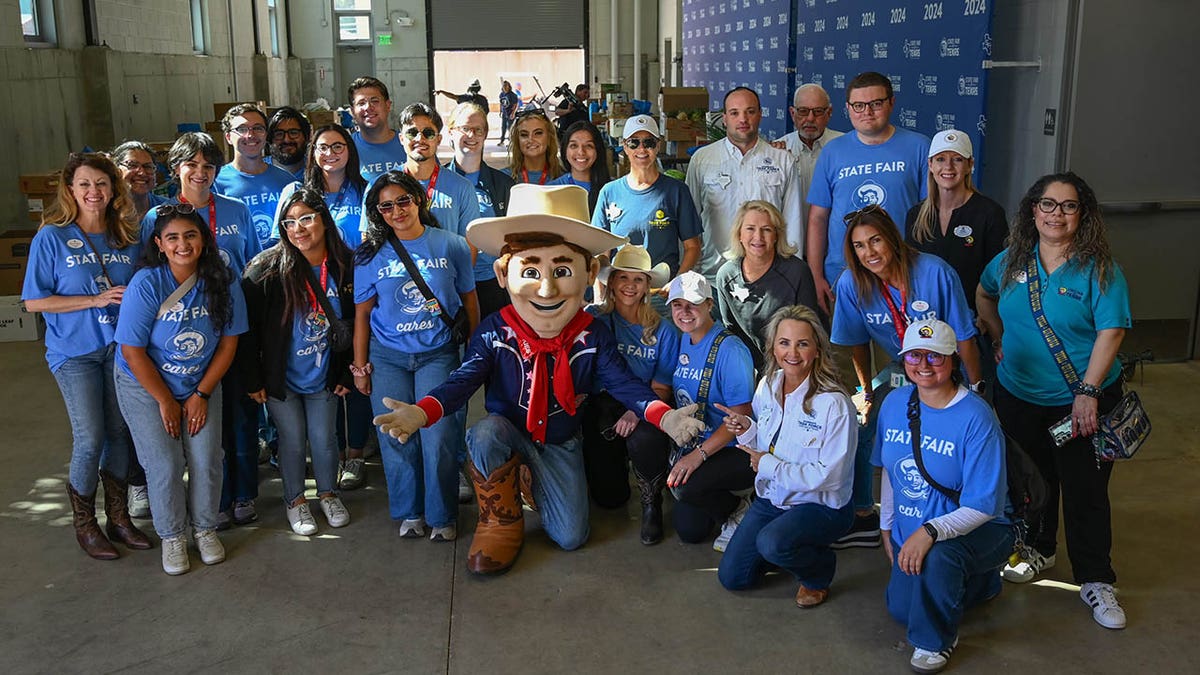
[[500, 305, 594, 443]]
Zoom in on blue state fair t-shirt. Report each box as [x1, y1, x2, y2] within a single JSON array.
[[980, 247, 1132, 405], [354, 228, 475, 352], [504, 167, 546, 185], [285, 266, 344, 394], [22, 225, 143, 372], [275, 181, 368, 248], [114, 265, 248, 399], [587, 307, 680, 385], [672, 323, 754, 447], [212, 163, 297, 248], [458, 169, 499, 282], [831, 253, 977, 359], [548, 174, 591, 192], [139, 194, 263, 275], [872, 387, 1010, 547], [352, 132, 407, 185], [421, 168, 480, 240], [808, 128, 931, 283], [592, 175, 702, 276]]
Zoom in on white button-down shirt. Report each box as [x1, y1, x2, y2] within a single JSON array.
[[685, 138, 802, 279], [780, 128, 845, 234]]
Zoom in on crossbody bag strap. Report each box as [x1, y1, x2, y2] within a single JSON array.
[[157, 273, 198, 319], [1025, 256, 1081, 391], [691, 330, 731, 422], [74, 225, 115, 288], [906, 387, 961, 504], [387, 235, 457, 331], [302, 262, 339, 319]]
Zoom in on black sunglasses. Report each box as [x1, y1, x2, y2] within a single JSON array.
[[376, 195, 416, 213], [624, 137, 659, 150], [155, 203, 197, 218], [515, 107, 549, 120], [403, 127, 438, 140], [842, 203, 887, 224]]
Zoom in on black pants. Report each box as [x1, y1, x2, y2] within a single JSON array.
[[580, 392, 670, 508], [669, 448, 755, 543], [993, 380, 1121, 584], [476, 278, 510, 322]]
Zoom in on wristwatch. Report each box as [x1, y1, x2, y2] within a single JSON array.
[[968, 380, 987, 395], [922, 522, 939, 542]]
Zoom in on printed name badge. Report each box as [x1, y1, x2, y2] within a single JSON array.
[[911, 300, 930, 313], [67, 238, 85, 249], [423, 297, 443, 317], [954, 225, 973, 238], [890, 371, 910, 389]]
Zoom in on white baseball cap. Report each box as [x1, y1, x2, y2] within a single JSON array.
[[928, 129, 973, 159], [666, 271, 712, 304], [622, 114, 661, 139], [899, 319, 958, 356]]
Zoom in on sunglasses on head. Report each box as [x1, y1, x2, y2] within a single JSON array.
[[515, 107, 549, 120], [842, 203, 887, 224], [624, 137, 659, 150], [376, 195, 416, 214], [154, 203, 196, 218], [403, 127, 438, 140]]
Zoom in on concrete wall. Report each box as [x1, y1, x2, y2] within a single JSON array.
[[591, 0, 660, 100]]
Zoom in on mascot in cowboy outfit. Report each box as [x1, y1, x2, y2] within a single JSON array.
[[374, 184, 703, 574]]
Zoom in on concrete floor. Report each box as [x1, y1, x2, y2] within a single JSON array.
[[1, 338, 1198, 674]]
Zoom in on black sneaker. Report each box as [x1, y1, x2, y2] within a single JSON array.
[[831, 511, 881, 549]]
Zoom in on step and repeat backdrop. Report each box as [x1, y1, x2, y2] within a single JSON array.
[[682, 0, 994, 169]]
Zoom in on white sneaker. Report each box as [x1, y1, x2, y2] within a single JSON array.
[[430, 524, 457, 542], [1080, 582, 1126, 629], [458, 471, 473, 503], [128, 484, 150, 518], [286, 501, 318, 536], [161, 535, 189, 576], [193, 528, 226, 565], [1001, 551, 1055, 583], [340, 458, 366, 490], [319, 496, 350, 528], [713, 496, 751, 553], [399, 518, 426, 538], [910, 637, 958, 673]]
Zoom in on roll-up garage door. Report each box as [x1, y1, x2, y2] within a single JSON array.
[[428, 0, 586, 50]]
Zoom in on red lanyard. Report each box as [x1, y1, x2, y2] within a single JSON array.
[[406, 163, 440, 200], [307, 259, 328, 314], [179, 194, 217, 236], [521, 167, 548, 185], [878, 281, 909, 343]]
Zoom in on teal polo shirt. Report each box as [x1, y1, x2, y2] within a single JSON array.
[[980, 245, 1131, 405]]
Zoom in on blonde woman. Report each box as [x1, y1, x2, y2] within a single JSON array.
[[506, 109, 564, 184]]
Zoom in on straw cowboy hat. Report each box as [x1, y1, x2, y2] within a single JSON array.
[[599, 244, 671, 287], [467, 184, 627, 257]]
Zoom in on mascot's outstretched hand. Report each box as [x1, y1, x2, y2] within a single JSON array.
[[659, 403, 705, 446], [374, 398, 428, 443]]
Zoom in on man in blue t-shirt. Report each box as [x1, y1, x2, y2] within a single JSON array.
[[213, 103, 297, 248], [348, 76, 407, 184], [266, 106, 311, 180], [396, 102, 478, 242], [806, 72, 931, 314]]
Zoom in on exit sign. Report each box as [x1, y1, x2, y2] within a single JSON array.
[[377, 33, 392, 46]]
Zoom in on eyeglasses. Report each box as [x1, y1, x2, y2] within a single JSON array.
[[624, 137, 659, 150], [271, 128, 306, 141], [793, 106, 830, 117], [1036, 198, 1081, 215], [281, 213, 320, 230], [118, 160, 156, 173], [847, 98, 890, 113], [453, 125, 486, 138], [376, 195, 416, 213], [403, 127, 438, 140], [902, 350, 949, 366], [842, 203, 887, 224], [314, 142, 347, 154], [231, 124, 268, 137], [154, 203, 196, 217]]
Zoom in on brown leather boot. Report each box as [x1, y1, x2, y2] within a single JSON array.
[[518, 463, 537, 512], [99, 471, 152, 550], [466, 454, 524, 575], [68, 484, 119, 560], [634, 468, 667, 545]]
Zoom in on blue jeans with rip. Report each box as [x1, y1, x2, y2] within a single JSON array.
[[115, 368, 224, 538], [719, 497, 855, 591], [266, 389, 340, 505], [52, 344, 131, 495], [886, 520, 1015, 651], [468, 414, 589, 551], [369, 339, 462, 528]]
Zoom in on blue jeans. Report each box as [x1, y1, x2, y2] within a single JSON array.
[[467, 414, 589, 551], [719, 498, 855, 591], [51, 344, 131, 495], [336, 387, 373, 451], [267, 389, 340, 504], [853, 363, 899, 511], [115, 368, 224, 538], [369, 339, 463, 528], [219, 369, 260, 511], [886, 521, 1015, 651]]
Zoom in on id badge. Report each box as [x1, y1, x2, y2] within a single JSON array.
[[423, 297, 443, 317]]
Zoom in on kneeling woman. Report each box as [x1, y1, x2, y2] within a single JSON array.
[[239, 188, 355, 535], [716, 305, 856, 608], [115, 205, 248, 575], [873, 319, 1012, 673], [664, 271, 756, 546]]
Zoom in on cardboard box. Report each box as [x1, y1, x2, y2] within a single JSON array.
[[306, 109, 338, 128], [19, 172, 62, 195], [213, 101, 268, 122], [667, 140, 700, 158], [0, 296, 43, 342], [0, 234, 33, 295], [605, 92, 629, 107], [658, 87, 710, 115], [24, 193, 56, 222], [609, 101, 634, 118], [607, 118, 629, 138]]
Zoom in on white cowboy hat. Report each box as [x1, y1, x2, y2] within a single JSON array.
[[467, 184, 627, 257], [599, 244, 670, 287]]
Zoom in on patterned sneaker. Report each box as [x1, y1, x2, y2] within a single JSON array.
[[713, 496, 751, 553], [319, 496, 350, 528], [192, 528, 226, 565], [430, 524, 457, 542], [232, 500, 258, 525], [340, 458, 366, 490], [286, 501, 318, 536], [128, 484, 151, 518], [1002, 551, 1055, 583], [1080, 582, 1126, 629], [399, 518, 427, 538], [910, 637, 957, 673], [831, 511, 881, 549], [161, 535, 189, 576]]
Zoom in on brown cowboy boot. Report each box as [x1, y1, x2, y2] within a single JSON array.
[[68, 484, 119, 560], [99, 471, 152, 550], [634, 468, 667, 545], [466, 454, 524, 575], [518, 464, 537, 511]]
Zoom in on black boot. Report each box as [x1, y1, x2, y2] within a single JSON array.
[[634, 469, 667, 545]]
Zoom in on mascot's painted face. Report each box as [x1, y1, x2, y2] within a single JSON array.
[[496, 243, 597, 338]]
